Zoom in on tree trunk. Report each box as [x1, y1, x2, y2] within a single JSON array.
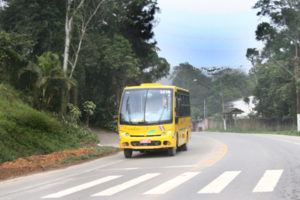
[[63, 0, 72, 74]]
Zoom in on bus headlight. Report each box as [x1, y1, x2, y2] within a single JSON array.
[[120, 132, 129, 137]]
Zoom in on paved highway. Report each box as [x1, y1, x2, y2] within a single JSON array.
[[1, 132, 300, 200]]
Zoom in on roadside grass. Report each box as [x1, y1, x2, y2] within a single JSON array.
[[60, 146, 120, 164], [0, 84, 99, 164], [206, 128, 300, 136]]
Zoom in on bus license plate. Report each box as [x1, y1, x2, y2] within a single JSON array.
[[140, 139, 151, 144]]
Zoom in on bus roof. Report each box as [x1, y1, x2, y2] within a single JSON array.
[[123, 83, 189, 93]]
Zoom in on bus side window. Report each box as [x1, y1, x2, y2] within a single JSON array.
[[176, 96, 181, 116], [175, 94, 181, 123]]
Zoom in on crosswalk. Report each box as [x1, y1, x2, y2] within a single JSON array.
[[198, 171, 241, 194], [42, 169, 283, 198]]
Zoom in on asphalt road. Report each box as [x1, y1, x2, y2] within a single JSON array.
[[1, 132, 300, 200]]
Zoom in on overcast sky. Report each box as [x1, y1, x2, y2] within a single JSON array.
[[154, 0, 262, 72]]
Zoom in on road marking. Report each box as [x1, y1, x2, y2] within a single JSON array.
[[195, 137, 228, 168], [41, 175, 121, 198], [91, 173, 160, 196], [198, 171, 241, 194], [163, 165, 196, 169], [253, 170, 283, 192], [144, 172, 200, 195]]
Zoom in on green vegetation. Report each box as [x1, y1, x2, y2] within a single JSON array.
[[0, 84, 98, 164], [247, 0, 300, 120], [0, 1, 169, 164], [60, 146, 120, 165], [172, 63, 254, 119], [0, 0, 170, 129], [0, 0, 299, 164]]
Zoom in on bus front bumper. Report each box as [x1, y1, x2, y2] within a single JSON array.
[[119, 135, 176, 150]]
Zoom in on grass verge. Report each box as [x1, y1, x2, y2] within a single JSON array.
[[60, 146, 120, 164], [0, 84, 99, 164]]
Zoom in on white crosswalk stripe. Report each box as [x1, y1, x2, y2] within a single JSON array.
[[144, 172, 200, 195], [91, 173, 160, 196], [40, 169, 285, 198], [253, 170, 283, 192], [41, 175, 121, 199], [198, 171, 241, 194]]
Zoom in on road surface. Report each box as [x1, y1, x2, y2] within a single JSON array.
[[1, 132, 300, 200]]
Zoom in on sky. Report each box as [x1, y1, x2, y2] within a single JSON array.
[[154, 0, 263, 73]]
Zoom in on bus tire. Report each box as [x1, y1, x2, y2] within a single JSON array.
[[181, 133, 188, 151], [181, 143, 188, 151], [124, 149, 132, 158], [167, 147, 176, 156]]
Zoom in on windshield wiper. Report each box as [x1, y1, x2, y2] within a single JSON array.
[[158, 107, 166, 123]]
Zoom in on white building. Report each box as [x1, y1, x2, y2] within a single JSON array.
[[225, 96, 256, 118]]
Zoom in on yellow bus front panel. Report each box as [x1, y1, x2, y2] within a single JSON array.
[[119, 124, 177, 149]]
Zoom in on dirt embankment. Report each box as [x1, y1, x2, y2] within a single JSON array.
[[0, 147, 99, 180]]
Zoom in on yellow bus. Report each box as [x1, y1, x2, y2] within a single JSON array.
[[118, 83, 191, 158]]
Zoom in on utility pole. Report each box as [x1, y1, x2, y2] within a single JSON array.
[[219, 79, 226, 131], [294, 40, 300, 132], [203, 99, 206, 119]]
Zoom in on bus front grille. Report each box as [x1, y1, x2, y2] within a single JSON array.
[[131, 141, 161, 146], [130, 135, 161, 137]]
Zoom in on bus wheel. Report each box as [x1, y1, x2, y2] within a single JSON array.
[[124, 149, 132, 158], [181, 134, 188, 151], [167, 147, 176, 156], [181, 143, 188, 151]]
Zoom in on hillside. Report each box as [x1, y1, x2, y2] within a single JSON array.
[[0, 84, 99, 164]]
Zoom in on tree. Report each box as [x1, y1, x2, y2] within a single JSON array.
[[109, 0, 169, 83], [71, 0, 169, 128], [249, 0, 300, 125], [63, 0, 105, 78], [172, 63, 254, 120], [19, 52, 76, 110], [0, 0, 65, 56], [0, 0, 170, 129], [0, 31, 34, 86], [172, 63, 217, 119]]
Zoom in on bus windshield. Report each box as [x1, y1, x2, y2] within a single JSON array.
[[120, 89, 173, 125]]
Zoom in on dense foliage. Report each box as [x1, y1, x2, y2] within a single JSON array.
[[247, 0, 300, 120], [0, 0, 170, 128], [172, 63, 254, 119]]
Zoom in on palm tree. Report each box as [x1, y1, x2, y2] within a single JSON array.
[[19, 52, 76, 110]]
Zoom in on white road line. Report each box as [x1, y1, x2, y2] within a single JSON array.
[[198, 171, 241, 194], [163, 165, 196, 169], [253, 170, 283, 192], [41, 175, 121, 198], [144, 172, 200, 195], [91, 173, 160, 196], [268, 137, 300, 146]]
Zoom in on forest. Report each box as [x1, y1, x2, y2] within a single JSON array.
[[0, 0, 170, 129]]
